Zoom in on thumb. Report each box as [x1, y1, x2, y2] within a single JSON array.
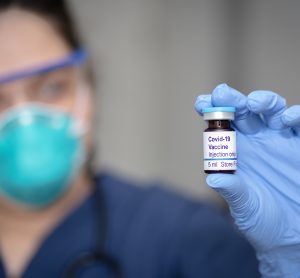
[[206, 174, 258, 221]]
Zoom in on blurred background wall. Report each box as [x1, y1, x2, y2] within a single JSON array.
[[70, 0, 299, 203]]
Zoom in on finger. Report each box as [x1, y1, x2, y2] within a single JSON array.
[[247, 90, 287, 130], [194, 94, 212, 116], [206, 174, 258, 227], [211, 83, 263, 134], [281, 105, 300, 136]]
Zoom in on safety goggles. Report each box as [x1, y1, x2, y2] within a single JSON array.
[[0, 49, 88, 114]]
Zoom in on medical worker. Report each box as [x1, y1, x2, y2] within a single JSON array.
[[0, 0, 297, 278]]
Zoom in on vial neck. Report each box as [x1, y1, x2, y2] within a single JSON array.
[[207, 120, 231, 129]]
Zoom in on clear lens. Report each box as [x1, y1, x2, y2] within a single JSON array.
[[0, 66, 80, 114]]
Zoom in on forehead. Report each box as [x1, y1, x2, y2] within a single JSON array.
[[0, 9, 71, 77]]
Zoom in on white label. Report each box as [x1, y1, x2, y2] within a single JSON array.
[[203, 131, 237, 171]]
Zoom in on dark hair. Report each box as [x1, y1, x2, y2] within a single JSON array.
[[0, 0, 82, 50]]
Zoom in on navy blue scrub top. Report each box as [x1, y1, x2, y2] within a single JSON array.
[[0, 173, 260, 277]]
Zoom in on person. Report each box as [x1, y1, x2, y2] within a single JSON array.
[[0, 1, 260, 277], [0, 1, 296, 278]]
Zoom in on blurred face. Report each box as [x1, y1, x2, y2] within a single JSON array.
[[0, 8, 93, 146], [0, 8, 94, 208]]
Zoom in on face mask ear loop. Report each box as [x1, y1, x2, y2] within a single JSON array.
[[71, 68, 91, 137]]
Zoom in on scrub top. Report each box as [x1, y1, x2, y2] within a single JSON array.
[[0, 173, 260, 277]]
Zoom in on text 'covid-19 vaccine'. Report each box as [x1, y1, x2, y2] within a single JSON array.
[[202, 107, 237, 174]]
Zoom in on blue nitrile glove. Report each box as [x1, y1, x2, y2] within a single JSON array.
[[195, 84, 300, 278]]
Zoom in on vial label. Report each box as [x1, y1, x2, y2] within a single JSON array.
[[203, 131, 237, 171]]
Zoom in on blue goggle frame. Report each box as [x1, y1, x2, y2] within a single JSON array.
[[0, 48, 88, 84]]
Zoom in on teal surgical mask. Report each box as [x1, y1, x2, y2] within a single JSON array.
[[0, 105, 85, 208]]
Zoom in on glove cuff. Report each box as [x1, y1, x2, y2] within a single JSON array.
[[257, 248, 300, 278]]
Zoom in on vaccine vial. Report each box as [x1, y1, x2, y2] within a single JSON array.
[[202, 107, 237, 174]]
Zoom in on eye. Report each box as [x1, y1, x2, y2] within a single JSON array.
[[28, 69, 77, 103], [36, 79, 70, 100]]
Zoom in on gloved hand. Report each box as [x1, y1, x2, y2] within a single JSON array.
[[195, 84, 300, 278]]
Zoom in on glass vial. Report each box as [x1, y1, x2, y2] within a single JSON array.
[[202, 107, 237, 174]]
